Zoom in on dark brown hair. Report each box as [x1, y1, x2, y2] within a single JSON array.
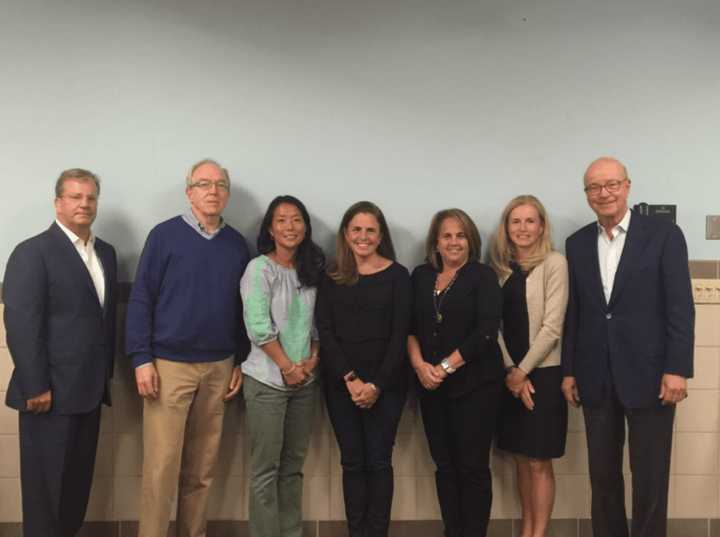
[[328, 201, 396, 285]]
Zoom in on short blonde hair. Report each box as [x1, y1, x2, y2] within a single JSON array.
[[424, 209, 482, 271], [55, 168, 100, 198], [490, 195, 554, 281]]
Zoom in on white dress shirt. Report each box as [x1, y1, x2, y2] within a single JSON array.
[[56, 220, 105, 306], [597, 209, 631, 304]]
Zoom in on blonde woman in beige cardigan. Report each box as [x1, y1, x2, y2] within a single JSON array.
[[490, 195, 569, 537]]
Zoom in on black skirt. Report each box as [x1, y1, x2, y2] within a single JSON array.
[[496, 365, 567, 459]]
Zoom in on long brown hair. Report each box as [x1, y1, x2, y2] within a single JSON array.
[[490, 195, 554, 281], [328, 201, 396, 285]]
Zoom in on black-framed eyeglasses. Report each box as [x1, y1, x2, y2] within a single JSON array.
[[584, 178, 627, 196]]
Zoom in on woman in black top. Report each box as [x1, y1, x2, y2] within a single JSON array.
[[408, 208, 504, 537], [316, 201, 411, 537]]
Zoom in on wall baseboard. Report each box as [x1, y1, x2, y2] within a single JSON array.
[[0, 518, 717, 537]]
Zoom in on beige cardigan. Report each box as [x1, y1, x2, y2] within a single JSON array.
[[498, 251, 569, 373]]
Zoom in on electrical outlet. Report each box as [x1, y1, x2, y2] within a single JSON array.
[[692, 279, 720, 304]]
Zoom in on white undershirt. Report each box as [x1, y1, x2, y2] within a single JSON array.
[[597, 209, 631, 304], [56, 219, 105, 306]]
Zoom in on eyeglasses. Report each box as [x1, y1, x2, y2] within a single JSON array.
[[584, 179, 627, 196], [189, 180, 230, 191]]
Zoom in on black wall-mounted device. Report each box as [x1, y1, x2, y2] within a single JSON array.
[[633, 203, 676, 224]]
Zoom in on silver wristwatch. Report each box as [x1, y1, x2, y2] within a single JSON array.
[[440, 358, 456, 374]]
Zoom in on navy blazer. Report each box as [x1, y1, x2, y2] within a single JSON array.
[[4, 222, 117, 414], [561, 212, 694, 409]]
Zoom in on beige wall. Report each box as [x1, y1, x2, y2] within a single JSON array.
[[1, 301, 719, 523]]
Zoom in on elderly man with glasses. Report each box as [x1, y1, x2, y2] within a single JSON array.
[[561, 157, 694, 537], [126, 158, 250, 537]]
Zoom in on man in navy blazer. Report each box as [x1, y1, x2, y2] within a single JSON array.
[[3, 168, 117, 537], [562, 157, 694, 537]]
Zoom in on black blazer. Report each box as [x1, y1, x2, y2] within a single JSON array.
[[410, 262, 504, 398], [3, 222, 117, 414], [562, 213, 694, 409]]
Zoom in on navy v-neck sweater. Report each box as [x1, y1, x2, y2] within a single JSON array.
[[125, 216, 250, 368]]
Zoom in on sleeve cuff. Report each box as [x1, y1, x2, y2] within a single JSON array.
[[373, 378, 387, 392], [131, 353, 154, 369], [253, 335, 278, 347]]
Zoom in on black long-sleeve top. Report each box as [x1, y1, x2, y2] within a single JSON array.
[[410, 261, 504, 398], [316, 262, 411, 392]]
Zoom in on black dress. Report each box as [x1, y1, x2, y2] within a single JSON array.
[[496, 264, 567, 459]]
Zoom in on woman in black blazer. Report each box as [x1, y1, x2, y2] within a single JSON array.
[[407, 208, 504, 537]]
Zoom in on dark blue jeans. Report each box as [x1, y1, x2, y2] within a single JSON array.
[[325, 385, 407, 537]]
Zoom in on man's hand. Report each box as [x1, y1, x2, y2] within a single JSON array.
[[415, 361, 443, 390], [224, 366, 243, 401], [561, 376, 581, 407], [135, 363, 160, 399], [659, 373, 688, 405], [26, 390, 52, 413]]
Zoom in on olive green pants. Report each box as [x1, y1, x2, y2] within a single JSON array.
[[244, 376, 318, 537]]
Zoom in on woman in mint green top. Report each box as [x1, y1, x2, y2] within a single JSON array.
[[240, 195, 325, 537]]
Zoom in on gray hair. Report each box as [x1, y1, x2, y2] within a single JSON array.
[[55, 168, 101, 198], [185, 158, 231, 188]]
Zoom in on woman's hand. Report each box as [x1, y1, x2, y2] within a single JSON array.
[[282, 363, 308, 386], [505, 366, 527, 396], [352, 382, 381, 409], [345, 377, 364, 399], [415, 361, 443, 390], [519, 379, 535, 411], [433, 364, 449, 384], [301, 355, 320, 376]]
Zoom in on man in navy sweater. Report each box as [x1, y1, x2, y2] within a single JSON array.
[[125, 159, 250, 537]]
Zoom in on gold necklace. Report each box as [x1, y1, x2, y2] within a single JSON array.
[[433, 269, 460, 324]]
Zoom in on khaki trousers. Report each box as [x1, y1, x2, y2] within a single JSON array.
[[138, 357, 233, 537]]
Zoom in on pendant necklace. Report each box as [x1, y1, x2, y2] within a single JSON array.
[[433, 269, 460, 324]]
